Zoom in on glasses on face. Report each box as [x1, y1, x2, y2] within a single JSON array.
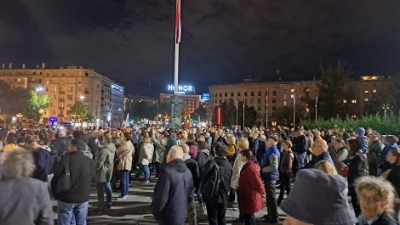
[[313, 145, 322, 148]]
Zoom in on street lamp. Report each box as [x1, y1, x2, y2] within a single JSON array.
[[382, 104, 390, 117], [291, 94, 296, 129]]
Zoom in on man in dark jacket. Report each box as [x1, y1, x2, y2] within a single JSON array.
[[292, 128, 308, 171], [304, 139, 334, 169], [151, 145, 194, 225], [51, 139, 94, 225], [201, 143, 232, 225]]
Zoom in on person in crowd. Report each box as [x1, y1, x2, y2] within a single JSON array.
[[214, 128, 228, 146], [0, 149, 53, 225], [115, 134, 134, 198], [292, 128, 308, 174], [152, 131, 167, 178], [238, 149, 265, 225], [379, 135, 400, 174], [315, 160, 338, 175], [368, 131, 385, 176], [248, 131, 259, 160], [181, 143, 200, 225], [178, 129, 189, 145], [331, 138, 349, 176], [260, 135, 280, 223], [27, 139, 51, 182], [51, 139, 94, 225], [278, 140, 294, 205], [151, 145, 194, 225], [355, 176, 398, 225], [187, 133, 199, 160], [197, 141, 211, 173], [344, 139, 368, 217], [280, 169, 357, 225], [72, 130, 93, 159], [304, 138, 334, 168], [166, 132, 178, 152], [0, 132, 19, 163], [382, 148, 400, 196], [94, 133, 116, 211], [354, 127, 369, 155], [138, 136, 154, 185], [201, 142, 232, 225], [225, 134, 237, 163], [256, 134, 267, 164], [231, 137, 249, 222], [204, 132, 213, 150]]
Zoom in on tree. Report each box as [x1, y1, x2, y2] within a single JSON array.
[[0, 81, 29, 115], [318, 60, 355, 119], [67, 102, 92, 122], [272, 105, 307, 126], [26, 90, 50, 123], [191, 105, 207, 121], [212, 100, 257, 128]]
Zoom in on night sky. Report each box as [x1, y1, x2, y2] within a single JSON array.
[[1, 0, 400, 95]]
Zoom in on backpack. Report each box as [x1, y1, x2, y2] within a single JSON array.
[[201, 160, 221, 200]]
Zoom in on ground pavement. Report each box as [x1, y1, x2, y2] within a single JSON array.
[[50, 177, 288, 225]]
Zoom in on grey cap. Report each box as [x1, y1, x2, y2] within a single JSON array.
[[280, 169, 357, 225]]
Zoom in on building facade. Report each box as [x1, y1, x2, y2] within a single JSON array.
[[209, 76, 396, 126], [159, 93, 201, 115], [0, 64, 124, 127]]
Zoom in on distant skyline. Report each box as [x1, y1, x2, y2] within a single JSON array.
[[1, 0, 400, 95]]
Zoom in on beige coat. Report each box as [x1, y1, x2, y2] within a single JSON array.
[[116, 140, 134, 171]]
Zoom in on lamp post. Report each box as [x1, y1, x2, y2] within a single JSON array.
[[383, 104, 390, 117], [291, 94, 296, 129]]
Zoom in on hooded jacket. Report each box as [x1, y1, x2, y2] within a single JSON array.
[[151, 159, 193, 225], [94, 143, 116, 183]]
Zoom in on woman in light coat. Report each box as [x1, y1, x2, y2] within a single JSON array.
[[139, 136, 154, 184], [116, 135, 134, 199]]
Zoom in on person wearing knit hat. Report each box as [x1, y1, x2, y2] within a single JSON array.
[[280, 169, 357, 225], [378, 135, 400, 175], [353, 127, 369, 155]]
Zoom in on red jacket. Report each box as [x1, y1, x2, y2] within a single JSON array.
[[239, 160, 265, 214]]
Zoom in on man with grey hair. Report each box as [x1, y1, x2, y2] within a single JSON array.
[[152, 145, 194, 225], [260, 135, 280, 223], [304, 138, 334, 168]]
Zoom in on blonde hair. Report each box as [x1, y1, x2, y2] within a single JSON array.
[[315, 160, 338, 175], [355, 176, 396, 216], [226, 134, 236, 145], [237, 137, 249, 149], [1, 149, 35, 178]]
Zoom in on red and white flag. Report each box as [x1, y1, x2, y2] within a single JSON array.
[[175, 0, 181, 44]]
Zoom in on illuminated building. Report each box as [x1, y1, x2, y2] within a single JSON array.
[[209, 76, 396, 124], [0, 64, 124, 127]]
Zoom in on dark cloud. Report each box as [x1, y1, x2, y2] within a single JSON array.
[[0, 0, 399, 95]]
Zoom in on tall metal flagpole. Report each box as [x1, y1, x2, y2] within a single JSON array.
[[242, 99, 245, 129], [265, 88, 269, 130], [171, 0, 182, 128], [315, 95, 318, 122], [235, 100, 238, 127]]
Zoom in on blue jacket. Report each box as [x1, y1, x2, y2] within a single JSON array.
[[151, 159, 193, 224], [356, 136, 369, 154], [305, 151, 334, 169], [260, 146, 280, 181]]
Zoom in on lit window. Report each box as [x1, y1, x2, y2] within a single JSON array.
[[343, 100, 347, 103], [365, 98, 369, 102], [283, 101, 287, 106], [291, 89, 295, 93], [352, 100, 357, 104], [373, 89, 377, 93], [364, 90, 369, 94]]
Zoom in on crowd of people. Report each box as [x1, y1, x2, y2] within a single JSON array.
[[0, 124, 400, 225]]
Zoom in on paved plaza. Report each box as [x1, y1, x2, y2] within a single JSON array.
[[50, 176, 287, 225]]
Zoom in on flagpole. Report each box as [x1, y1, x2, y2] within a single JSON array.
[[315, 95, 318, 122], [235, 100, 238, 127], [242, 99, 245, 129], [171, 0, 181, 128], [265, 88, 269, 130]]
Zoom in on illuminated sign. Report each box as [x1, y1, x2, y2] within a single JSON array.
[[167, 84, 195, 94], [201, 93, 210, 102]]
